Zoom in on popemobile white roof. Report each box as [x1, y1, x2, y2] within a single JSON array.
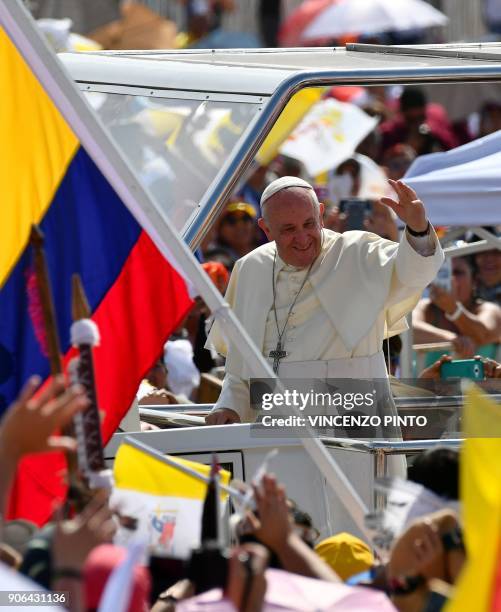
[[58, 42, 501, 249], [60, 43, 501, 98]]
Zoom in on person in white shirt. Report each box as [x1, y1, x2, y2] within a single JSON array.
[[206, 176, 443, 425]]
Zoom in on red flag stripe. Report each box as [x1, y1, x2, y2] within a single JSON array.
[[7, 231, 194, 524]]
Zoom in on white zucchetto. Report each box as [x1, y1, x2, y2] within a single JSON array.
[[260, 176, 318, 207]]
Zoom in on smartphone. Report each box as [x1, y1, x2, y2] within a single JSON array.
[[339, 198, 372, 231], [440, 359, 484, 381], [432, 259, 452, 292]]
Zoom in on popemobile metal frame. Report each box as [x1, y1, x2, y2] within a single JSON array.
[[57, 42, 501, 538]]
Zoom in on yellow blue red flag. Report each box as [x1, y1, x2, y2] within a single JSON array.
[[0, 25, 193, 524]]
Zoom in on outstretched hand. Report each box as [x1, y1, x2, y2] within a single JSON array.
[[380, 179, 428, 233], [247, 474, 292, 552], [0, 376, 88, 519], [0, 375, 88, 460], [52, 490, 116, 572]]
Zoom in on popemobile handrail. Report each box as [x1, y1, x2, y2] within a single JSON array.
[[394, 393, 501, 409], [138, 401, 467, 509], [321, 437, 463, 453], [140, 393, 501, 413], [322, 437, 463, 509]]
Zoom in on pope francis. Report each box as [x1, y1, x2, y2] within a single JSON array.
[[206, 176, 444, 425]]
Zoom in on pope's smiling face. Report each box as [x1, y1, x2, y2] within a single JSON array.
[[258, 187, 324, 269]]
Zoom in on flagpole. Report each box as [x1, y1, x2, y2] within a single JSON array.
[[29, 225, 87, 511], [0, 0, 371, 540], [124, 436, 243, 501]]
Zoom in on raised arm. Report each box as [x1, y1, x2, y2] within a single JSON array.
[[248, 474, 339, 582], [412, 299, 458, 344], [430, 286, 501, 346]]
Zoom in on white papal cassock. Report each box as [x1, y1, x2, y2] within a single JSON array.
[[207, 227, 444, 423]]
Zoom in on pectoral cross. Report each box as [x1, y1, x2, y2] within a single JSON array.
[[269, 341, 287, 374]]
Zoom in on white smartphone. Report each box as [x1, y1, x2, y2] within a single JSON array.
[[422, 258, 452, 299], [432, 258, 452, 292]]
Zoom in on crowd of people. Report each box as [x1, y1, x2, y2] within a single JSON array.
[[72, 83, 500, 611], [413, 254, 501, 366], [3, 4, 501, 608], [0, 377, 467, 611]]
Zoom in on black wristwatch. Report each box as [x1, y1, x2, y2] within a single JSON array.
[[441, 526, 464, 552], [407, 222, 430, 237]]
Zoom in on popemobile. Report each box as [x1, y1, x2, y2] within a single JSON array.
[[60, 41, 501, 540]]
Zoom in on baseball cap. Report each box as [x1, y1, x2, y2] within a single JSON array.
[[225, 202, 257, 218], [314, 532, 374, 581]]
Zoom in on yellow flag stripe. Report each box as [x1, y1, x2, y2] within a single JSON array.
[[445, 386, 501, 612], [114, 443, 230, 499], [0, 27, 78, 288]]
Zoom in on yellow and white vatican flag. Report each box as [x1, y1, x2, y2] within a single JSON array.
[[111, 438, 230, 558], [280, 98, 378, 176], [256, 87, 324, 167]]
